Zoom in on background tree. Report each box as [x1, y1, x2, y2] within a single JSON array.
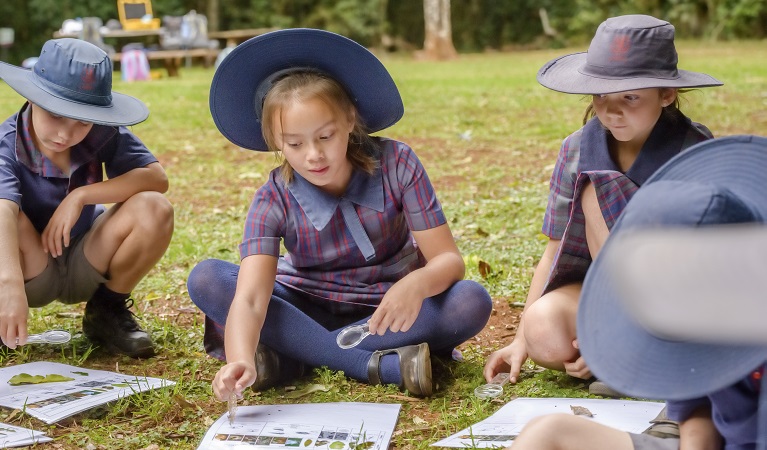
[[421, 0, 457, 60]]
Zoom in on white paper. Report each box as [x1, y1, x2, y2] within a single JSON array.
[[432, 397, 666, 448], [0, 361, 175, 424], [197, 402, 401, 450], [0, 422, 52, 448]]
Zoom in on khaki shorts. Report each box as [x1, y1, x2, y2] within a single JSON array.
[[24, 231, 107, 307], [629, 433, 679, 450]]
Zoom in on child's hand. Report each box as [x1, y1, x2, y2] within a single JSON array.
[[368, 279, 424, 335], [42, 191, 85, 257], [0, 286, 29, 349], [212, 360, 256, 401], [484, 339, 528, 384], [563, 340, 592, 379]]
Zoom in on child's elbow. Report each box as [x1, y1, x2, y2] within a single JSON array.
[[156, 173, 170, 193]]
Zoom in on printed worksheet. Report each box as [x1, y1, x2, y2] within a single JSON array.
[[197, 402, 401, 450], [432, 397, 666, 448], [0, 422, 51, 448], [0, 361, 175, 424]]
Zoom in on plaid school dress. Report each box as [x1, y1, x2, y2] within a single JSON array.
[[541, 109, 713, 294]]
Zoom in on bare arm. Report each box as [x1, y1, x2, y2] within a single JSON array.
[[368, 223, 465, 335], [212, 254, 278, 401], [42, 162, 169, 256], [0, 199, 28, 348], [72, 162, 169, 206], [483, 238, 559, 382]]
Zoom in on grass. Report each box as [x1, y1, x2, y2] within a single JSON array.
[[0, 39, 765, 449]]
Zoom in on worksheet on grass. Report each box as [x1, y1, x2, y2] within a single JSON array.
[[197, 402, 400, 450], [432, 397, 666, 448], [0, 421, 52, 447], [0, 361, 175, 424]]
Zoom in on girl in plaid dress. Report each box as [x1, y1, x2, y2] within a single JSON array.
[[484, 15, 721, 387], [188, 29, 492, 400]]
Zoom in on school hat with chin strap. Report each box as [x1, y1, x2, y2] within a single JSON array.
[[0, 38, 149, 126], [537, 14, 723, 95], [577, 135, 767, 447], [209, 28, 404, 152]]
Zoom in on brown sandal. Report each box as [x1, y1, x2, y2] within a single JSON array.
[[368, 343, 433, 397], [251, 344, 306, 392]]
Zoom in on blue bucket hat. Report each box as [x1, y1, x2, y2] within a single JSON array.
[[209, 28, 404, 152], [537, 15, 723, 95], [0, 38, 148, 126], [578, 135, 767, 403]]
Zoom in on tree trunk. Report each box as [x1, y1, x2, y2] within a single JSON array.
[[207, 0, 220, 32], [421, 0, 457, 60]]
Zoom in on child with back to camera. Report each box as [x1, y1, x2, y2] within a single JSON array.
[[187, 28, 492, 399], [510, 135, 767, 450], [483, 15, 722, 390], [0, 39, 174, 358]]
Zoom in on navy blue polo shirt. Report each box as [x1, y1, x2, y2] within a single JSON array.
[[0, 103, 157, 238]]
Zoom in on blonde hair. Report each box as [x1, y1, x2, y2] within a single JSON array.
[[581, 88, 683, 126], [261, 71, 378, 184]]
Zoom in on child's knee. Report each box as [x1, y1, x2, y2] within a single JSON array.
[[447, 280, 493, 332], [136, 192, 174, 225], [523, 297, 578, 366], [518, 414, 583, 446], [187, 260, 221, 303]]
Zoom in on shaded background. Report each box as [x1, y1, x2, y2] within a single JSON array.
[[1, 0, 766, 64]]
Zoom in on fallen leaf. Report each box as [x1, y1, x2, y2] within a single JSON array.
[[570, 405, 594, 417], [413, 416, 427, 425], [478, 260, 492, 279], [284, 384, 330, 398]]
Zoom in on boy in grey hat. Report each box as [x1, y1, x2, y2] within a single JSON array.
[[0, 38, 173, 358]]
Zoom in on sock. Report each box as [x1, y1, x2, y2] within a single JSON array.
[[90, 284, 130, 305], [378, 354, 401, 386]]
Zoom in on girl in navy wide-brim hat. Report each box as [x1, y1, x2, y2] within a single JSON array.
[[187, 28, 492, 398], [484, 14, 722, 391]]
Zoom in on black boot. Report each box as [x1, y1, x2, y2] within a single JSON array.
[[82, 287, 154, 358]]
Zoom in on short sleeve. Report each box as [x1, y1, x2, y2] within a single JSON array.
[[542, 130, 582, 239], [0, 130, 21, 205], [238, 174, 286, 259], [392, 142, 446, 231], [665, 397, 711, 422], [100, 127, 158, 178]]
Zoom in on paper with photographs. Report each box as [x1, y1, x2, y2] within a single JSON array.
[[0, 361, 175, 424], [432, 397, 666, 448], [197, 402, 401, 450]]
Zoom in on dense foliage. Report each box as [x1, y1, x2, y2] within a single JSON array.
[[0, 0, 765, 64]]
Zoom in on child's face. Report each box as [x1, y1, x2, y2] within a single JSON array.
[[271, 96, 355, 196], [591, 88, 677, 146], [30, 104, 93, 156]]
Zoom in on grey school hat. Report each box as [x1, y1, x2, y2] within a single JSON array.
[[209, 28, 404, 152], [537, 15, 723, 95], [578, 135, 767, 401], [0, 38, 148, 126]]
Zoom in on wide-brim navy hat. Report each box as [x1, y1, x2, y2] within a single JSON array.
[[209, 28, 404, 152], [537, 15, 723, 95], [0, 38, 148, 126], [578, 135, 767, 401]]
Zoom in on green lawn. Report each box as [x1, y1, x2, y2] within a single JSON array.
[[0, 40, 765, 449]]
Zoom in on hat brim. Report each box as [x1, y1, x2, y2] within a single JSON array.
[[537, 52, 723, 95], [209, 28, 404, 152], [0, 61, 149, 127], [578, 135, 767, 401]]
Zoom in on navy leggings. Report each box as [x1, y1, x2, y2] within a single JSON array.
[[187, 258, 492, 385]]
